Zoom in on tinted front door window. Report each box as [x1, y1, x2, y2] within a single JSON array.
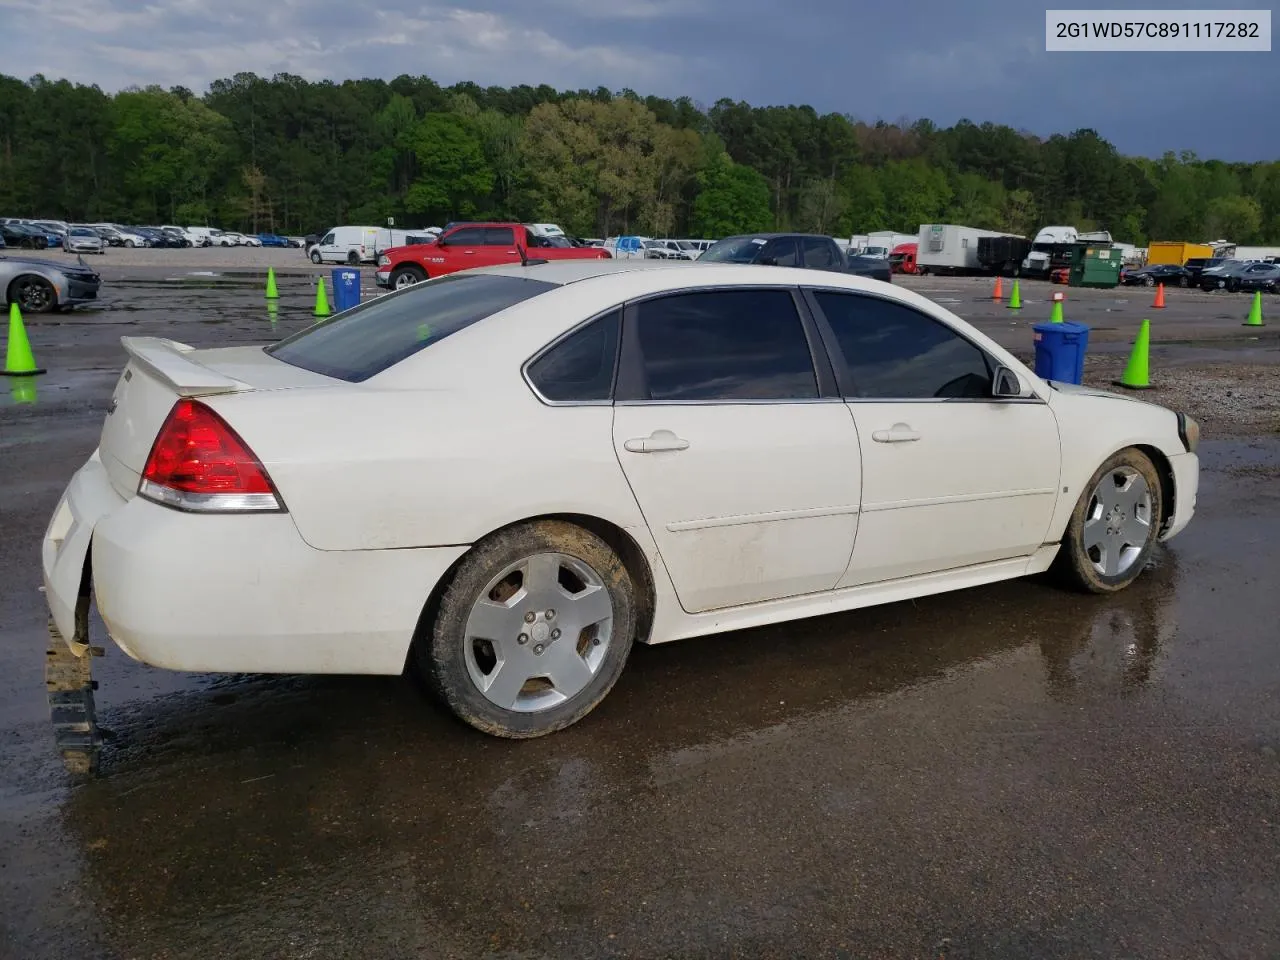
[[802, 237, 839, 269], [446, 228, 485, 246], [631, 290, 817, 401], [814, 291, 992, 399], [762, 237, 800, 267]]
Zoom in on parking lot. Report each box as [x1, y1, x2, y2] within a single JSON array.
[[3, 261, 1280, 958]]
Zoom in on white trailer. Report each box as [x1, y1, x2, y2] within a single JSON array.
[[861, 231, 917, 259], [916, 224, 1008, 274]]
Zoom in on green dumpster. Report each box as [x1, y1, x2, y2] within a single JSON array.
[[1068, 245, 1122, 288]]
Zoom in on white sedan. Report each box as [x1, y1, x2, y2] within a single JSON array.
[[42, 261, 1199, 745]]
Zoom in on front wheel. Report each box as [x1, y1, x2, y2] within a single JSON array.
[[309, 249, 322, 264], [416, 520, 637, 738], [1054, 448, 1162, 594], [391, 265, 427, 288], [9, 275, 57, 314]]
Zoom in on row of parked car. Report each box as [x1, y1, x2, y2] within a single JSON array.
[[0, 218, 306, 252], [1121, 256, 1280, 293]]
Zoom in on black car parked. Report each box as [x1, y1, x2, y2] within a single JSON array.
[[1182, 257, 1230, 286], [699, 233, 890, 283], [1232, 262, 1280, 293], [0, 223, 50, 249], [1122, 263, 1189, 287]]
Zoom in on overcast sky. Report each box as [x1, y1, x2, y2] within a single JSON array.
[[2, 0, 1275, 161]]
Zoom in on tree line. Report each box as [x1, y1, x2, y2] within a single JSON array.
[[2, 72, 1278, 245]]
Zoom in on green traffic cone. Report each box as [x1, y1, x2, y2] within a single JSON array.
[[1049, 297, 1064, 323], [267, 300, 279, 328], [1007, 279, 1022, 309], [1244, 290, 1264, 327], [265, 266, 279, 299], [3, 303, 46, 376], [314, 277, 331, 318], [1115, 319, 1152, 390], [11, 377, 37, 405]]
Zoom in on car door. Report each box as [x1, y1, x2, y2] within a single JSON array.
[[481, 226, 523, 267], [318, 231, 339, 261], [804, 288, 1062, 586], [611, 287, 862, 614], [438, 226, 487, 265]]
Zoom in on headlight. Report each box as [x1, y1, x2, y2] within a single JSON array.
[[378, 255, 390, 266], [1177, 412, 1200, 453]]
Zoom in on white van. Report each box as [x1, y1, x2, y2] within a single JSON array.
[[186, 227, 224, 247], [309, 226, 381, 264]]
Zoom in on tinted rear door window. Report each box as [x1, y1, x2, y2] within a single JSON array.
[[628, 289, 817, 401], [814, 291, 992, 399], [268, 274, 556, 382], [484, 227, 515, 246], [526, 310, 621, 402]]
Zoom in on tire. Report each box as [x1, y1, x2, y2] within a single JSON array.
[[310, 249, 322, 264], [1053, 448, 1163, 594], [391, 265, 427, 288], [416, 520, 637, 738], [126, 239, 137, 248], [8, 275, 57, 314], [1144, 275, 1155, 286], [346, 250, 360, 265], [1178, 276, 1188, 288]]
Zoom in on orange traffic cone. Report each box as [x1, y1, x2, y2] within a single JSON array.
[[1153, 282, 1166, 309], [992, 277, 1003, 301]]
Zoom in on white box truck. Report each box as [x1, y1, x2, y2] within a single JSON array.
[[916, 224, 1009, 275], [861, 231, 918, 259]]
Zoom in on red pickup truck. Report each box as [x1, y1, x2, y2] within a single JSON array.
[[375, 222, 610, 289]]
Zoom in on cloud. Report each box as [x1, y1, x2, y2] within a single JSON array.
[[0, 0, 1274, 159]]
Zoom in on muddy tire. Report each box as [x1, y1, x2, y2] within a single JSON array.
[[1054, 448, 1163, 594], [416, 520, 636, 738]]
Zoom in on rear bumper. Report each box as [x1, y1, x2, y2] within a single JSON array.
[[1161, 450, 1199, 542], [43, 452, 469, 675]]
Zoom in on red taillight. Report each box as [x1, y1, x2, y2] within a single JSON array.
[[139, 399, 283, 512]]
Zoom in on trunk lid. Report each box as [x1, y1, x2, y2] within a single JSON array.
[[99, 337, 337, 499]]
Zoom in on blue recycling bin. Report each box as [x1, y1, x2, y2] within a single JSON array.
[[331, 268, 362, 312], [1032, 320, 1090, 385]]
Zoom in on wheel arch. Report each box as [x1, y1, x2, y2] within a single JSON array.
[[1134, 443, 1176, 536], [406, 511, 659, 671]]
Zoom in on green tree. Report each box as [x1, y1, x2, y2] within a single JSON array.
[[405, 113, 493, 221], [1204, 195, 1261, 242], [690, 153, 772, 237]]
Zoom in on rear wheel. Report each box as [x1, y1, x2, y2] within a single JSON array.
[[1144, 275, 1155, 286], [8, 275, 57, 313], [416, 520, 636, 738], [346, 250, 359, 265], [1054, 448, 1162, 594], [391, 265, 427, 288]]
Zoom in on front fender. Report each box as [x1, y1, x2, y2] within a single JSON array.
[[1044, 386, 1185, 542]]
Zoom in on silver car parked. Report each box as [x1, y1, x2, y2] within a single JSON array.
[[66, 226, 106, 255]]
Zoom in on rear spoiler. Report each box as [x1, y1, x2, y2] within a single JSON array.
[[120, 336, 249, 396]]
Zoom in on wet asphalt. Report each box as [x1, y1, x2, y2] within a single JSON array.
[[2, 267, 1280, 959]]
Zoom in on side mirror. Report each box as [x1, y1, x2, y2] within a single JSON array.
[[992, 366, 1023, 398]]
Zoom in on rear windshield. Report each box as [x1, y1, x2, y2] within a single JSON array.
[[267, 273, 556, 382]]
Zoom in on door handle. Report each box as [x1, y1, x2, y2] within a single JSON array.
[[623, 430, 690, 453], [871, 423, 920, 443]]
